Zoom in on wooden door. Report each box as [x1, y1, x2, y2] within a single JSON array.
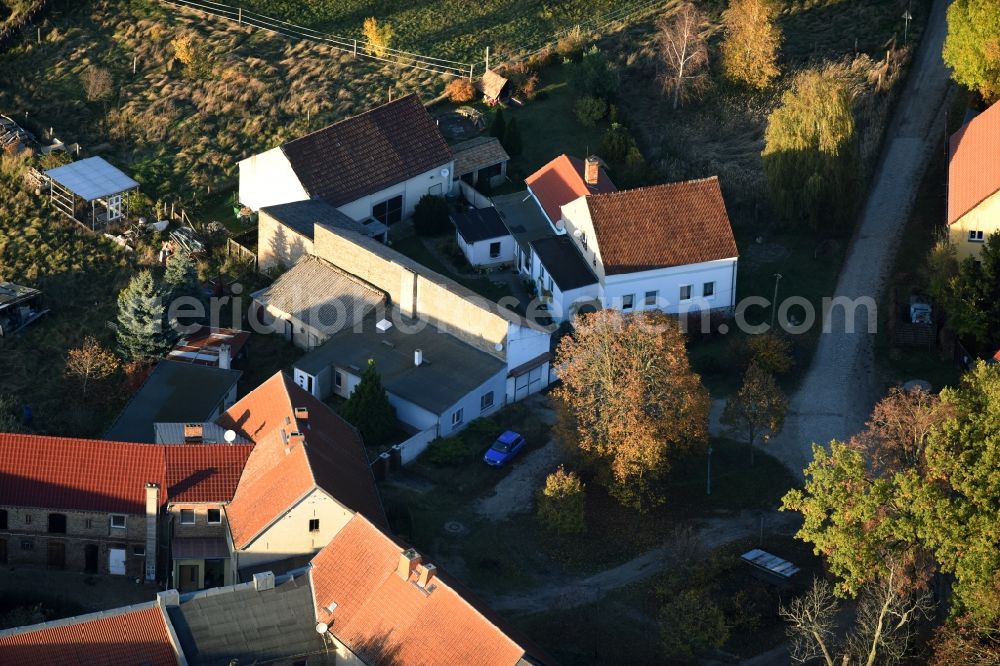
[[84, 544, 98, 573], [47, 541, 65, 569]]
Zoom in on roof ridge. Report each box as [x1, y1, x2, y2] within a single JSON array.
[[0, 601, 161, 638], [282, 93, 421, 148], [587, 175, 720, 201]]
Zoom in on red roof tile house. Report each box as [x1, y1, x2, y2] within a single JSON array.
[[310, 513, 552, 666], [947, 100, 1000, 261], [0, 603, 183, 666], [218, 372, 386, 579], [0, 433, 250, 583], [238, 94, 455, 228]]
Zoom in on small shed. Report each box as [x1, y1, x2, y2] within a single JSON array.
[[0, 282, 48, 336], [480, 68, 511, 104], [741, 549, 800, 584], [451, 136, 510, 189], [45, 156, 139, 230]]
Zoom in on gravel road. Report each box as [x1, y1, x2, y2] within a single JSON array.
[[767, 0, 953, 475]]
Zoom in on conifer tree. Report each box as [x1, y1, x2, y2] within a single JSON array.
[[116, 270, 173, 361], [339, 360, 397, 448]]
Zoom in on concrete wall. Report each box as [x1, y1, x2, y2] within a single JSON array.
[[238, 148, 309, 212], [311, 225, 518, 358], [0, 505, 150, 578], [257, 210, 313, 273], [949, 190, 1000, 261], [336, 162, 455, 223], [233, 489, 354, 570]]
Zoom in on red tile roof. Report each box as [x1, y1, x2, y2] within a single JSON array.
[[219, 373, 385, 549], [525, 154, 617, 224], [0, 604, 179, 666], [585, 177, 738, 274], [0, 434, 251, 514], [310, 514, 538, 666], [167, 326, 250, 367], [281, 94, 453, 208], [949, 101, 1000, 225]]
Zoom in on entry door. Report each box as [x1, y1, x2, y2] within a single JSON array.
[[109, 548, 126, 575], [84, 544, 98, 573], [514, 374, 529, 401], [0, 538, 6, 565], [178, 564, 199, 592], [47, 541, 66, 569]]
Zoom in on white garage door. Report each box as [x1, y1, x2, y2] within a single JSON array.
[[109, 548, 126, 575]]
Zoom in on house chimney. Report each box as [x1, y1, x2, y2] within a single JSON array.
[[416, 563, 437, 588], [414, 349, 423, 367], [397, 548, 421, 580], [183, 423, 204, 443], [585, 156, 600, 186], [156, 589, 180, 608], [288, 431, 305, 448], [144, 483, 159, 582], [294, 406, 309, 421], [253, 571, 275, 592], [218, 343, 231, 370]]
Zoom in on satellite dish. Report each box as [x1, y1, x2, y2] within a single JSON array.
[[572, 229, 583, 238], [224, 429, 237, 444], [440, 168, 450, 179], [494, 342, 503, 351], [315, 622, 329, 634]]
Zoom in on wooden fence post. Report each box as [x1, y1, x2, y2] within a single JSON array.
[[353, 39, 357, 58], [238, 7, 242, 25]]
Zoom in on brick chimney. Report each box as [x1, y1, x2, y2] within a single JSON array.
[[585, 156, 600, 186], [144, 483, 159, 582], [397, 548, 421, 580], [288, 431, 305, 447], [183, 423, 204, 443], [294, 406, 309, 421], [253, 571, 275, 592], [218, 343, 231, 370], [416, 563, 437, 588]]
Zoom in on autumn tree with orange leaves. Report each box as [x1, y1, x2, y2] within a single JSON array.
[[553, 310, 710, 511]]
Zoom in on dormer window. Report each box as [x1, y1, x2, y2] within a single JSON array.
[[581, 232, 587, 251]]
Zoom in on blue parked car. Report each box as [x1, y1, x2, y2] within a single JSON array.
[[483, 430, 526, 467]]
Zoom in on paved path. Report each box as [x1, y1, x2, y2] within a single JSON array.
[[489, 509, 799, 614], [766, 0, 953, 475]]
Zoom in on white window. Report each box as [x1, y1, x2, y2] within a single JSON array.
[[645, 290, 658, 306], [548, 277, 554, 293], [335, 371, 343, 388], [180, 509, 195, 525], [452, 408, 464, 427], [622, 294, 634, 310], [106, 194, 122, 221], [481, 391, 495, 412], [703, 282, 715, 298], [969, 230, 985, 242], [680, 285, 692, 301], [110, 514, 126, 529], [489, 242, 501, 258], [133, 545, 145, 556], [309, 519, 320, 532]]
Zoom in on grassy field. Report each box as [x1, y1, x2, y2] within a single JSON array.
[[239, 0, 657, 61]]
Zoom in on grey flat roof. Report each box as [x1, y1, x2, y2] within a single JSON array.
[[531, 235, 598, 291], [260, 198, 388, 240], [105, 360, 242, 443], [167, 572, 325, 666], [45, 156, 139, 201], [296, 311, 506, 415], [493, 190, 555, 255], [453, 206, 509, 244]]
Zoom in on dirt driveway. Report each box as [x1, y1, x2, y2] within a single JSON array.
[[766, 0, 953, 475]]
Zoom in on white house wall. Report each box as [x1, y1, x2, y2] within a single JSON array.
[[461, 233, 517, 267], [232, 488, 354, 571], [238, 147, 310, 212], [559, 196, 606, 280], [439, 367, 507, 436], [505, 323, 550, 370], [603, 258, 738, 313], [335, 161, 455, 223]]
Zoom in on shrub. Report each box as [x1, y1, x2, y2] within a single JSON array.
[[601, 122, 636, 163], [489, 107, 506, 139], [503, 117, 522, 156], [423, 435, 468, 466], [744, 332, 793, 375], [566, 45, 619, 99], [555, 25, 586, 59], [412, 194, 451, 236], [659, 588, 729, 659], [537, 466, 586, 534], [362, 17, 393, 59], [445, 77, 476, 103], [574, 95, 607, 127]]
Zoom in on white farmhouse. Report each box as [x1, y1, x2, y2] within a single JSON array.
[[238, 94, 455, 226]]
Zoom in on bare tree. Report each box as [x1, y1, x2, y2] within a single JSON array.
[[781, 569, 934, 666], [83, 65, 113, 103], [657, 2, 709, 110]]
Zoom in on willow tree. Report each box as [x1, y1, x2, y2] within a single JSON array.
[[721, 0, 782, 89], [942, 0, 1000, 102], [553, 310, 710, 511], [762, 67, 857, 232]]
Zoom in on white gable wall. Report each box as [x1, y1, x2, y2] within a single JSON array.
[[603, 258, 738, 313], [238, 147, 310, 211], [335, 161, 455, 223]]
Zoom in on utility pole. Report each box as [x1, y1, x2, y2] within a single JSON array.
[[902, 6, 913, 43], [485, 46, 490, 73], [770, 273, 783, 330]]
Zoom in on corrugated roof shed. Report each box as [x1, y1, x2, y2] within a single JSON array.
[[44, 156, 139, 201]]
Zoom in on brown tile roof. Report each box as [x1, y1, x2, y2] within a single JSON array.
[[452, 136, 510, 178], [310, 514, 539, 666], [0, 603, 180, 666], [948, 101, 1000, 225], [0, 434, 251, 514], [525, 154, 617, 224], [219, 372, 385, 549], [585, 177, 738, 274], [167, 326, 250, 367], [281, 94, 453, 207]]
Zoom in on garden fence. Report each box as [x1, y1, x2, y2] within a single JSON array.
[[159, 0, 475, 79], [0, 1, 49, 53]]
